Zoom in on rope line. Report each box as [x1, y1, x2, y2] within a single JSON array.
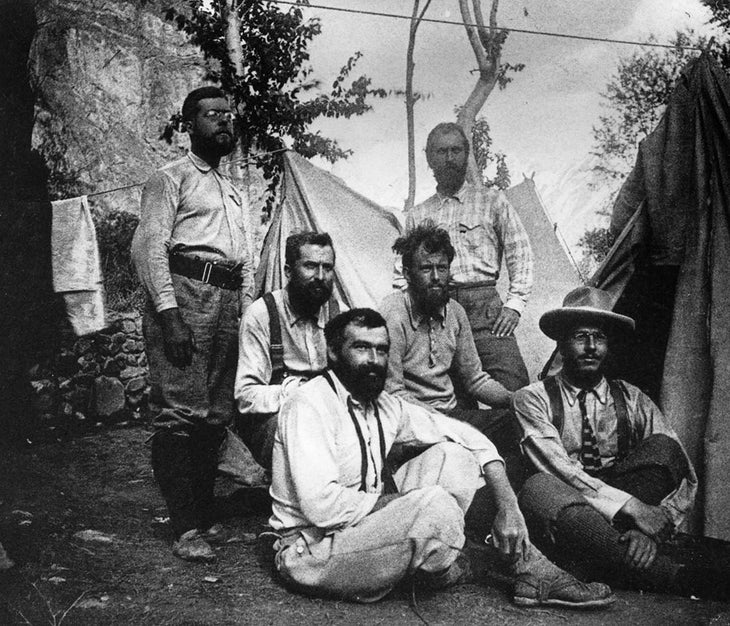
[[273, 0, 705, 51], [85, 147, 288, 200]]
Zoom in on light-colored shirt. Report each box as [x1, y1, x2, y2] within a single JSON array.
[[404, 181, 533, 314], [380, 290, 510, 411], [235, 288, 335, 415], [513, 373, 697, 527], [131, 151, 253, 312], [270, 371, 502, 532]]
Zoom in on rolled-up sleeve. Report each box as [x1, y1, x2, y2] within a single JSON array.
[[493, 193, 533, 315]]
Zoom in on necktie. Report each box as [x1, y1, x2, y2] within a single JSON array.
[[577, 389, 602, 474]]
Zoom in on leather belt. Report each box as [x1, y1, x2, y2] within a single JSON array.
[[169, 253, 243, 290]]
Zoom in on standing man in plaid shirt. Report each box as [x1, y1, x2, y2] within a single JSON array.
[[406, 122, 533, 392]]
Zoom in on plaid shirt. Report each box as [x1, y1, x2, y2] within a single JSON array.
[[406, 182, 533, 314]]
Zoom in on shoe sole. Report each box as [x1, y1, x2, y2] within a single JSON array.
[[513, 596, 615, 609]]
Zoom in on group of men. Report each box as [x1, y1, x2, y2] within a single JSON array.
[[131, 86, 728, 609]]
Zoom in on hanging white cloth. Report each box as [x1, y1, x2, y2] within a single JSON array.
[[51, 196, 106, 335]]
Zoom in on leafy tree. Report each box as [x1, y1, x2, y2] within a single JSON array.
[[162, 0, 387, 214], [471, 116, 510, 190]]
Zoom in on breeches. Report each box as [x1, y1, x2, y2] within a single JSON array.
[[274, 442, 484, 602], [144, 274, 240, 431], [449, 284, 528, 392]]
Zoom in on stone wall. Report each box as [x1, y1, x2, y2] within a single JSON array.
[[31, 311, 150, 435]]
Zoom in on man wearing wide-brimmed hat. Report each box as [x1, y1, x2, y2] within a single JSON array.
[[511, 286, 730, 600]]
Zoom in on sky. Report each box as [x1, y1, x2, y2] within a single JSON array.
[[294, 0, 717, 213]]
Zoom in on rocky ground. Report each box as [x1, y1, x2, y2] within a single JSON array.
[[1, 426, 729, 625]]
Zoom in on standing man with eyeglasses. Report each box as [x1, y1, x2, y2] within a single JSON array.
[[132, 86, 254, 563]]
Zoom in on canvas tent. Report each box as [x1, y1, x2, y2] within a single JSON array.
[[501, 178, 582, 380], [257, 152, 581, 383], [590, 53, 730, 539], [256, 150, 403, 308]]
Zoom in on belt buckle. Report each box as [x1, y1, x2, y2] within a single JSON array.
[[201, 261, 213, 284]]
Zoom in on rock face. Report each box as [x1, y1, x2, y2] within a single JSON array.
[[29, 0, 268, 243], [31, 0, 204, 214]]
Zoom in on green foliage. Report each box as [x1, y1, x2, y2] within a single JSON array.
[[471, 116, 511, 190], [162, 0, 387, 215], [92, 209, 145, 313]]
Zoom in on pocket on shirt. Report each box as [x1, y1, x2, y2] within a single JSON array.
[[458, 222, 485, 252]]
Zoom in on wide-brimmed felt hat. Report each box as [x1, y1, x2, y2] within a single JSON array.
[[539, 286, 635, 341]]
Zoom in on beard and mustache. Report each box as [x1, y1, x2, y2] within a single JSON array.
[[433, 161, 468, 191], [414, 282, 450, 317], [331, 359, 387, 403], [288, 277, 333, 315]]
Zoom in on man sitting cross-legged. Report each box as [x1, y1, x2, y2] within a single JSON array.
[[235, 231, 338, 470], [513, 287, 730, 600], [381, 223, 524, 486], [268, 308, 613, 607]]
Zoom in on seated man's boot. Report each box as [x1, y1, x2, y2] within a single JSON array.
[[512, 547, 614, 609]]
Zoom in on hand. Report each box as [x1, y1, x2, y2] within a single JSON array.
[[159, 308, 195, 368], [280, 375, 304, 398], [619, 530, 657, 569], [491, 307, 520, 337], [618, 497, 673, 542], [491, 501, 531, 562]]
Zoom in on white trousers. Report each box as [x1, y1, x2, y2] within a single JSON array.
[[275, 442, 484, 602]]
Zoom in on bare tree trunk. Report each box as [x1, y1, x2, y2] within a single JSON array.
[[405, 0, 432, 210], [457, 0, 502, 183], [220, 0, 252, 209]]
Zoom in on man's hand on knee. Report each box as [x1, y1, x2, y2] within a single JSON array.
[[619, 530, 657, 570], [617, 497, 673, 542], [160, 308, 196, 368]]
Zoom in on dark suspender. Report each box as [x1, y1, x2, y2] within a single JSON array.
[[542, 376, 632, 461], [323, 371, 390, 493], [264, 293, 340, 385], [263, 292, 286, 385]]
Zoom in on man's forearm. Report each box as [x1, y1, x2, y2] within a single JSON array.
[[482, 459, 518, 507]]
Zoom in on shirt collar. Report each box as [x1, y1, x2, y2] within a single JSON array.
[[558, 373, 609, 407], [186, 150, 215, 173], [405, 291, 446, 330], [436, 180, 470, 205], [283, 287, 326, 329]]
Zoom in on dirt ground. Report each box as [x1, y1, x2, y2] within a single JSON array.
[[1, 426, 729, 626]]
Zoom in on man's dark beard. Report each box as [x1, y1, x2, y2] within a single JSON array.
[[434, 163, 467, 192], [198, 131, 234, 158], [416, 284, 449, 317], [331, 360, 387, 403], [288, 278, 333, 316]]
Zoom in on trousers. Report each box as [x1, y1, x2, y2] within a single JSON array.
[[518, 434, 688, 591], [449, 284, 529, 392], [274, 442, 484, 602], [143, 273, 240, 536]]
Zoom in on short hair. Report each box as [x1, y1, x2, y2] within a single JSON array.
[[425, 122, 470, 157], [392, 221, 455, 272], [182, 86, 227, 121], [325, 308, 388, 356], [284, 231, 335, 267]]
